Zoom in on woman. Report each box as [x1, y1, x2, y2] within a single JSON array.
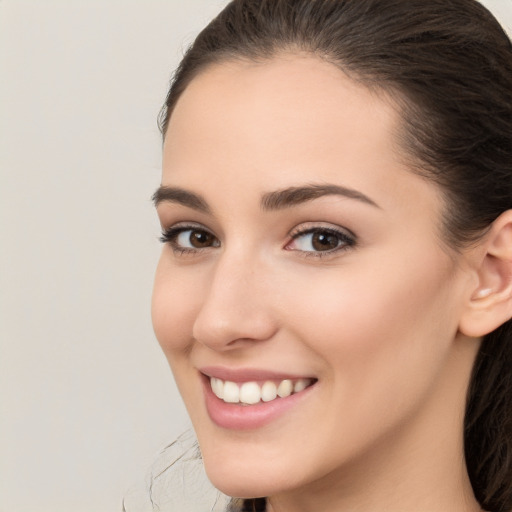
[[150, 0, 512, 511]]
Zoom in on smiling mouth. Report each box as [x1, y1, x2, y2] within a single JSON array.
[[209, 377, 316, 405]]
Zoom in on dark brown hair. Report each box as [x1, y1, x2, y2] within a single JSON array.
[[158, 1, 512, 510]]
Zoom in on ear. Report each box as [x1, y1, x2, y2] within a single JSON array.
[[459, 210, 512, 338]]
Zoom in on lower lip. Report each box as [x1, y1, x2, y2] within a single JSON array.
[[202, 375, 316, 430]]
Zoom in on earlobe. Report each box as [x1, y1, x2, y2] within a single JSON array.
[[459, 210, 512, 338]]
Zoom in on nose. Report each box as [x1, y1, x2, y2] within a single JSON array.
[[192, 251, 278, 351]]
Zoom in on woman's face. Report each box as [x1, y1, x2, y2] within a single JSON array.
[[152, 56, 477, 500]]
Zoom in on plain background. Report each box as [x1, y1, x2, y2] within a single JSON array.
[[1, 1, 511, 511]]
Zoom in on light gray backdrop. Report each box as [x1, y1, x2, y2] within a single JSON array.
[[1, 1, 511, 511]]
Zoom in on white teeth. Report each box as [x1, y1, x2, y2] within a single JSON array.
[[277, 379, 293, 398], [294, 378, 308, 393], [261, 381, 277, 402], [239, 382, 261, 404], [223, 381, 240, 403], [211, 377, 224, 399], [210, 377, 313, 405]]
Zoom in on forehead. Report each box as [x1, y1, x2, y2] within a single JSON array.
[[162, 55, 440, 218], [165, 55, 399, 167]]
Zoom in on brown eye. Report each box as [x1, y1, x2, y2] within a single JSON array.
[[287, 227, 355, 255], [189, 230, 215, 248], [311, 231, 340, 251], [160, 226, 220, 252]]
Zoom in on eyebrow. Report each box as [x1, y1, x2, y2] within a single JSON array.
[[152, 183, 380, 213], [152, 186, 211, 213], [261, 184, 380, 210]]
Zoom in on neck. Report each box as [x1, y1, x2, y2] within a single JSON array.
[[267, 336, 483, 512]]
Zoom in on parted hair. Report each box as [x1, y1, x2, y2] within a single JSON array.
[[159, 1, 512, 511]]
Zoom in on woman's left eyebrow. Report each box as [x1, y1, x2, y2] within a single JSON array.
[[261, 184, 381, 210]]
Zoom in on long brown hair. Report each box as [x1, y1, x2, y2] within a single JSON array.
[[159, 1, 512, 510]]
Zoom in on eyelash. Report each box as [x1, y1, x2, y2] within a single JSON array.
[[287, 226, 356, 258], [159, 224, 219, 255], [159, 224, 357, 258]]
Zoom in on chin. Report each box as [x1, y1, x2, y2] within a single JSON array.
[[202, 455, 293, 499]]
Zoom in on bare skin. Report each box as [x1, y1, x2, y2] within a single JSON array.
[[152, 55, 494, 511]]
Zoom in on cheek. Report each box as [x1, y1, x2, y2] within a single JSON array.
[[151, 256, 201, 355], [265, 252, 463, 472], [283, 250, 460, 401], [152, 257, 207, 417]]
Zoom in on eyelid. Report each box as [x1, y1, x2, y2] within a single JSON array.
[[159, 222, 220, 254], [159, 221, 203, 242], [286, 223, 357, 257], [288, 222, 356, 240]]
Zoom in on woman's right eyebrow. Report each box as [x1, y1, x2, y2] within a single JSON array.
[[152, 186, 211, 213]]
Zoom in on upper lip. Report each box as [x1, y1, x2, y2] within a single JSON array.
[[199, 366, 316, 383]]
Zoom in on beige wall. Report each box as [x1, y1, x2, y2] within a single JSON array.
[[1, 1, 510, 511]]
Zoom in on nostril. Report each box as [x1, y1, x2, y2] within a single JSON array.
[[192, 304, 278, 351]]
